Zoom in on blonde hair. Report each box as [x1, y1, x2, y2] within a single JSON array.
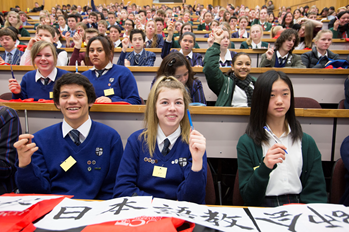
[[145, 20, 158, 48], [271, 25, 283, 38], [30, 41, 57, 69], [246, 24, 263, 46], [140, 76, 191, 157], [4, 11, 22, 30], [314, 29, 333, 42]]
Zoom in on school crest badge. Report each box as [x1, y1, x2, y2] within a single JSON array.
[[178, 157, 187, 167], [95, 147, 103, 156]]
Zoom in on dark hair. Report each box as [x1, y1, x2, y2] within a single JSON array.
[[36, 25, 55, 38], [53, 73, 96, 106], [337, 11, 349, 20], [53, 27, 62, 40], [109, 25, 121, 33], [180, 22, 193, 35], [89, 12, 98, 18], [179, 31, 196, 44], [154, 17, 164, 24], [229, 16, 238, 22], [125, 18, 135, 28], [232, 52, 251, 65], [281, 12, 294, 28], [130, 28, 145, 41], [86, 35, 114, 64], [246, 70, 302, 146], [67, 14, 78, 22], [274, 29, 299, 53], [0, 28, 17, 41], [156, 52, 196, 89], [138, 10, 146, 16]]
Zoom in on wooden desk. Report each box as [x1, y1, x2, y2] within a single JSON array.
[[2, 102, 348, 162]]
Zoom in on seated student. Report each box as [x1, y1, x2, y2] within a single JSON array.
[[113, 76, 207, 204], [340, 136, 349, 206], [0, 104, 21, 195], [107, 12, 124, 30], [31, 0, 45, 12], [20, 25, 68, 66], [66, 22, 86, 48], [237, 70, 327, 206], [153, 52, 206, 104], [329, 11, 349, 38], [86, 12, 98, 29], [232, 16, 249, 38], [162, 21, 203, 67], [144, 20, 164, 48], [271, 26, 285, 39], [14, 73, 123, 200], [240, 24, 268, 49], [203, 20, 219, 38], [121, 19, 134, 38], [229, 16, 238, 33], [57, 15, 69, 32], [82, 35, 141, 104], [4, 11, 30, 37], [19, 11, 31, 26], [154, 17, 165, 37], [117, 29, 156, 67], [118, 9, 128, 26], [69, 28, 98, 66], [182, 11, 193, 25], [172, 23, 200, 48], [301, 30, 339, 68], [9, 41, 69, 100], [0, 28, 24, 65], [207, 27, 237, 67], [260, 29, 306, 68], [63, 15, 78, 38], [53, 27, 64, 48], [251, 8, 272, 31], [204, 28, 255, 107], [281, 12, 295, 29], [109, 25, 122, 48], [197, 11, 213, 31], [97, 20, 108, 35]]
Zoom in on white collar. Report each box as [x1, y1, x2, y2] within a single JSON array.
[[35, 68, 57, 82], [276, 50, 288, 59], [15, 40, 20, 47], [238, 29, 248, 37], [114, 39, 121, 47], [62, 116, 92, 142], [145, 36, 152, 43], [90, 61, 113, 70], [5, 47, 17, 55], [157, 124, 181, 150], [179, 49, 193, 59], [219, 50, 232, 63], [251, 41, 262, 48], [265, 123, 291, 140], [317, 50, 328, 58], [133, 49, 144, 56]]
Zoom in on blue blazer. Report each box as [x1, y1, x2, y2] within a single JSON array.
[[1, 49, 23, 65], [117, 50, 156, 66], [231, 31, 250, 38], [145, 34, 164, 48]]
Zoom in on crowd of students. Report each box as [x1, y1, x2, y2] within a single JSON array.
[[0, 2, 349, 207]]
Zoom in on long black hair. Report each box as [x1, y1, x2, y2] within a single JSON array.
[[246, 70, 302, 146]]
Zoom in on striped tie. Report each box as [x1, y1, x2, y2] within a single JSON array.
[[70, 129, 81, 146]]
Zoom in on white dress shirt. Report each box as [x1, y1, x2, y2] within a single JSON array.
[[62, 116, 92, 144], [157, 125, 181, 152]]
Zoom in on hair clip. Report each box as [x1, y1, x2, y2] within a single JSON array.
[[168, 58, 176, 67]]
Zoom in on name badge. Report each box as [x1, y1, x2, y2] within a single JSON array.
[[49, 92, 53, 99], [60, 156, 77, 172], [104, 88, 114, 96], [152, 166, 167, 178]]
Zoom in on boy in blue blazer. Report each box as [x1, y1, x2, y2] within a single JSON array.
[[0, 28, 23, 65], [117, 29, 156, 66]]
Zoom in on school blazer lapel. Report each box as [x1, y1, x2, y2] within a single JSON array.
[[138, 51, 148, 66]]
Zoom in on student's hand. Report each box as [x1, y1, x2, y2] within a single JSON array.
[[14, 134, 39, 168], [189, 129, 206, 172], [95, 96, 112, 103], [194, 65, 202, 67], [122, 37, 129, 52], [239, 28, 246, 38], [0, 57, 4, 64], [87, 18, 93, 24], [264, 143, 287, 169], [81, 60, 86, 66], [213, 28, 224, 44], [207, 32, 214, 47], [73, 32, 83, 49], [8, 79, 21, 94], [27, 37, 40, 50], [125, 59, 130, 66], [167, 21, 175, 39], [266, 44, 274, 60], [333, 19, 339, 30]]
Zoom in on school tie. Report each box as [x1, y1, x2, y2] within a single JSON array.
[[278, 57, 286, 64], [7, 53, 12, 64], [146, 40, 152, 48], [135, 54, 140, 65], [96, 69, 105, 77], [205, 24, 209, 30], [220, 61, 227, 67], [161, 138, 170, 156], [70, 129, 81, 146], [43, 78, 50, 85]]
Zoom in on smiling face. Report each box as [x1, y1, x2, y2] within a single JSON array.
[[281, 35, 296, 53], [339, 13, 349, 26], [156, 87, 185, 136], [56, 84, 93, 128], [34, 46, 55, 75], [231, 54, 251, 80], [267, 79, 291, 121], [88, 40, 108, 70], [284, 13, 293, 24]]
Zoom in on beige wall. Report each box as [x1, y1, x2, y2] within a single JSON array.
[[1, 0, 347, 14]]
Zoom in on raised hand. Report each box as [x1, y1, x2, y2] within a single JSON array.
[[189, 129, 206, 172], [265, 43, 274, 60], [8, 79, 21, 94], [14, 134, 39, 168], [122, 37, 129, 52], [73, 31, 83, 49]]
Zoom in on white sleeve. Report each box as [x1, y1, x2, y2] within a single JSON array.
[[19, 49, 32, 66], [57, 51, 68, 66]]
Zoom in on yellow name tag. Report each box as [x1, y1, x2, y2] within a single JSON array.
[[152, 166, 167, 178], [104, 88, 114, 96], [253, 166, 259, 170], [60, 156, 77, 172], [49, 92, 53, 99]]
